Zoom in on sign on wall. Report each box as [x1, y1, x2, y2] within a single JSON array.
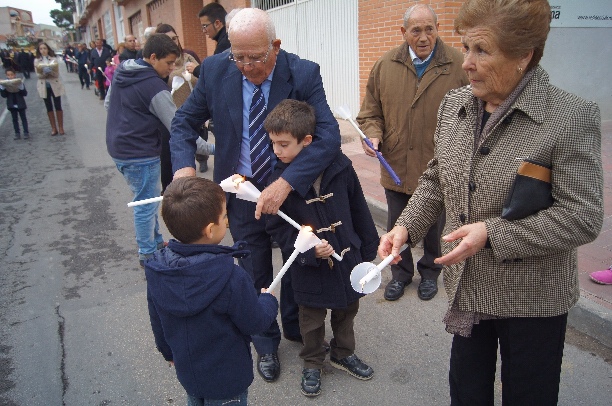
[[550, 0, 611, 27]]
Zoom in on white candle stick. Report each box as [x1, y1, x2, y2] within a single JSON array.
[[350, 245, 408, 294], [221, 175, 342, 261], [267, 226, 321, 293], [127, 196, 163, 207], [358, 252, 397, 290], [267, 249, 299, 293]]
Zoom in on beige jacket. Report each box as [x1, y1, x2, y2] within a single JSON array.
[[34, 57, 65, 99], [397, 66, 603, 317], [167, 53, 198, 108], [357, 39, 468, 194]]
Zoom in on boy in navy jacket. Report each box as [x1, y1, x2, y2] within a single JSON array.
[[145, 177, 278, 404], [264, 100, 379, 397], [0, 68, 29, 139]]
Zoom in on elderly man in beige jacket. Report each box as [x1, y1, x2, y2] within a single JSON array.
[[357, 4, 468, 301]]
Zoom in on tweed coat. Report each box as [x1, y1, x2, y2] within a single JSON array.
[[266, 153, 379, 309], [357, 38, 468, 194], [396, 66, 603, 317], [34, 57, 65, 99]]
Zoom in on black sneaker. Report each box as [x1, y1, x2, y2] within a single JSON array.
[[330, 354, 374, 380], [301, 368, 321, 397], [14, 134, 20, 140]]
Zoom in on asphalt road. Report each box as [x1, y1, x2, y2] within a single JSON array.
[[0, 68, 610, 406]]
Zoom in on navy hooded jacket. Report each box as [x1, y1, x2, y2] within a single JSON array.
[[145, 240, 278, 400], [0, 83, 27, 110], [105, 59, 176, 160]]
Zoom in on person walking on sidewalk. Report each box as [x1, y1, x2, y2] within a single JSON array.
[[16, 48, 30, 79], [0, 68, 29, 139], [91, 39, 112, 101], [357, 3, 468, 302], [75, 43, 91, 90], [378, 0, 603, 403], [34, 42, 66, 136]]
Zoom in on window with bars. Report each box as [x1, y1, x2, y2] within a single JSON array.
[[252, 0, 295, 11]]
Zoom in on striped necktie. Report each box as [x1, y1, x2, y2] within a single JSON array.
[[249, 84, 271, 183]]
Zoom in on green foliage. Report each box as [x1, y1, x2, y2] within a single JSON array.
[[55, 0, 76, 13], [50, 0, 75, 30]]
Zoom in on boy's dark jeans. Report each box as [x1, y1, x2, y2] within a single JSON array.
[[299, 300, 359, 369], [10, 108, 28, 134]]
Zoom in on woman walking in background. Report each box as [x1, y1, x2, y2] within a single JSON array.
[[34, 42, 66, 136]]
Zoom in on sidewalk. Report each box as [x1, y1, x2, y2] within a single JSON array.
[[340, 118, 612, 347]]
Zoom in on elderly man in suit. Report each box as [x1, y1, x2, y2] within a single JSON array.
[[170, 8, 340, 383], [90, 39, 112, 100]]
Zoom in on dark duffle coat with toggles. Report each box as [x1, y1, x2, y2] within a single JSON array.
[[266, 152, 379, 309], [396, 66, 603, 318]]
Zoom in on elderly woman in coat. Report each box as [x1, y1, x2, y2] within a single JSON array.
[[378, 0, 603, 404], [34, 42, 66, 136]]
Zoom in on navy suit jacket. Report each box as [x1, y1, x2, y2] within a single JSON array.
[[90, 47, 112, 70], [170, 49, 340, 197]]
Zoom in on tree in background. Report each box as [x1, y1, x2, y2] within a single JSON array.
[[50, 0, 75, 43]]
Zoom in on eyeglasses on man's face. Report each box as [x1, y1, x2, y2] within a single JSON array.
[[228, 48, 271, 68], [201, 23, 212, 30]]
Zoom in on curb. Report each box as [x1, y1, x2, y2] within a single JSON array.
[[364, 198, 612, 348], [568, 296, 612, 348]]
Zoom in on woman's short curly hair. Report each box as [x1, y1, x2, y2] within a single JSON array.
[[455, 0, 551, 70]]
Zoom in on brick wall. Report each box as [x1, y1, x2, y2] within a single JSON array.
[[358, 0, 464, 102], [197, 0, 251, 59], [177, 0, 210, 60]]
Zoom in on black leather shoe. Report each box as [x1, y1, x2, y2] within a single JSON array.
[[418, 279, 438, 301], [301, 368, 321, 397], [257, 353, 280, 382], [330, 354, 373, 380], [384, 279, 411, 301], [199, 160, 208, 173]]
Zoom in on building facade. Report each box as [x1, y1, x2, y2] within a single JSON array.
[[74, 0, 244, 59], [73, 0, 611, 119]]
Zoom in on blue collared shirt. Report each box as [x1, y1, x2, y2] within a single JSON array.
[[236, 67, 277, 177], [408, 46, 434, 65]]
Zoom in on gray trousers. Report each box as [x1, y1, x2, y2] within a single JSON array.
[[385, 188, 444, 282]]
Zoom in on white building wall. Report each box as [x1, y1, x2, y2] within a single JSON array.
[[540, 27, 612, 120], [255, 0, 360, 118]]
